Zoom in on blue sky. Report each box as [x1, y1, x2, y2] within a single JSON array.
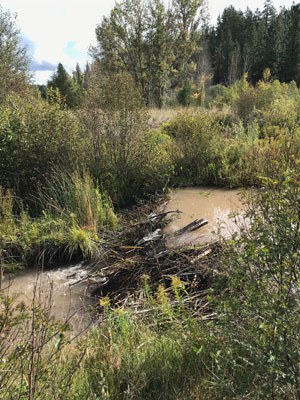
[[0, 0, 295, 84]]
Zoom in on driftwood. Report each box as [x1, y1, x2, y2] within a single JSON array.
[[137, 229, 162, 245], [148, 209, 182, 222], [175, 219, 208, 235], [190, 248, 212, 264]]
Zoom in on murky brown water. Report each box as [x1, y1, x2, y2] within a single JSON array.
[[2, 263, 94, 333], [164, 187, 245, 248]]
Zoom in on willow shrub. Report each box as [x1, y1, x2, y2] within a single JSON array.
[[81, 72, 175, 206], [0, 93, 89, 204], [117, 129, 176, 204], [211, 77, 300, 132], [162, 109, 244, 186]]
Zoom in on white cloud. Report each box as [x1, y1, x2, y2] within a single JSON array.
[[1, 0, 116, 82], [34, 70, 54, 85]]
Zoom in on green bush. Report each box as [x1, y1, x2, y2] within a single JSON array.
[[204, 171, 300, 398], [212, 76, 300, 132], [80, 72, 175, 206], [163, 109, 242, 186], [118, 129, 176, 203], [0, 94, 89, 204]]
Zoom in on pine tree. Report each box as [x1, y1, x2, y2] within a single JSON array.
[[251, 1, 277, 82], [210, 7, 245, 84], [47, 63, 81, 108], [281, 4, 300, 84]]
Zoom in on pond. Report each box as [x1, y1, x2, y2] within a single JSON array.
[[164, 187, 246, 248]]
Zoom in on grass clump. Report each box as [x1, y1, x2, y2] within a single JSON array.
[[38, 169, 117, 231], [0, 171, 117, 270]]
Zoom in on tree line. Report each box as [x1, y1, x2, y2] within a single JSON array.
[[44, 0, 300, 109], [208, 0, 300, 85], [2, 0, 300, 109]]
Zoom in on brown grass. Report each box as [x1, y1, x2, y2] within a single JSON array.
[[148, 107, 181, 129]]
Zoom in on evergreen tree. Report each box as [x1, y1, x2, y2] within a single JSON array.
[[272, 8, 288, 80], [210, 7, 245, 84], [83, 62, 91, 90], [73, 63, 84, 88], [280, 4, 300, 84], [251, 1, 277, 82], [208, 1, 285, 84], [47, 63, 81, 108]]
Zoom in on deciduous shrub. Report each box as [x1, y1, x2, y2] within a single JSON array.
[[0, 94, 89, 204], [204, 171, 300, 398]]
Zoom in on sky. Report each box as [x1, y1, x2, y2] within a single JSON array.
[[0, 0, 296, 85]]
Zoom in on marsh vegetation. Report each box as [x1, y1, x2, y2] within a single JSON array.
[[2, 0, 300, 398]]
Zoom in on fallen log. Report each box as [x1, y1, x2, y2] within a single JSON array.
[[175, 219, 208, 235]]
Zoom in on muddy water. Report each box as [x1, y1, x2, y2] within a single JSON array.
[[164, 187, 245, 248], [2, 188, 245, 327], [2, 263, 95, 333]]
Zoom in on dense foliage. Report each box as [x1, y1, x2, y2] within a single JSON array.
[[208, 2, 300, 85], [0, 6, 30, 104], [0, 94, 88, 202], [2, 2, 300, 399]]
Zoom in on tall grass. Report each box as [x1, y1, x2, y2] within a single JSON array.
[[38, 169, 117, 231], [0, 172, 117, 270], [55, 281, 210, 400], [0, 278, 209, 400], [0, 187, 17, 238]]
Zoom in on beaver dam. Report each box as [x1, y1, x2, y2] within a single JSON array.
[[2, 187, 246, 325]]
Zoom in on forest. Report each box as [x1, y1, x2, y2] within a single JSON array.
[[1, 0, 300, 399], [40, 0, 300, 107]]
